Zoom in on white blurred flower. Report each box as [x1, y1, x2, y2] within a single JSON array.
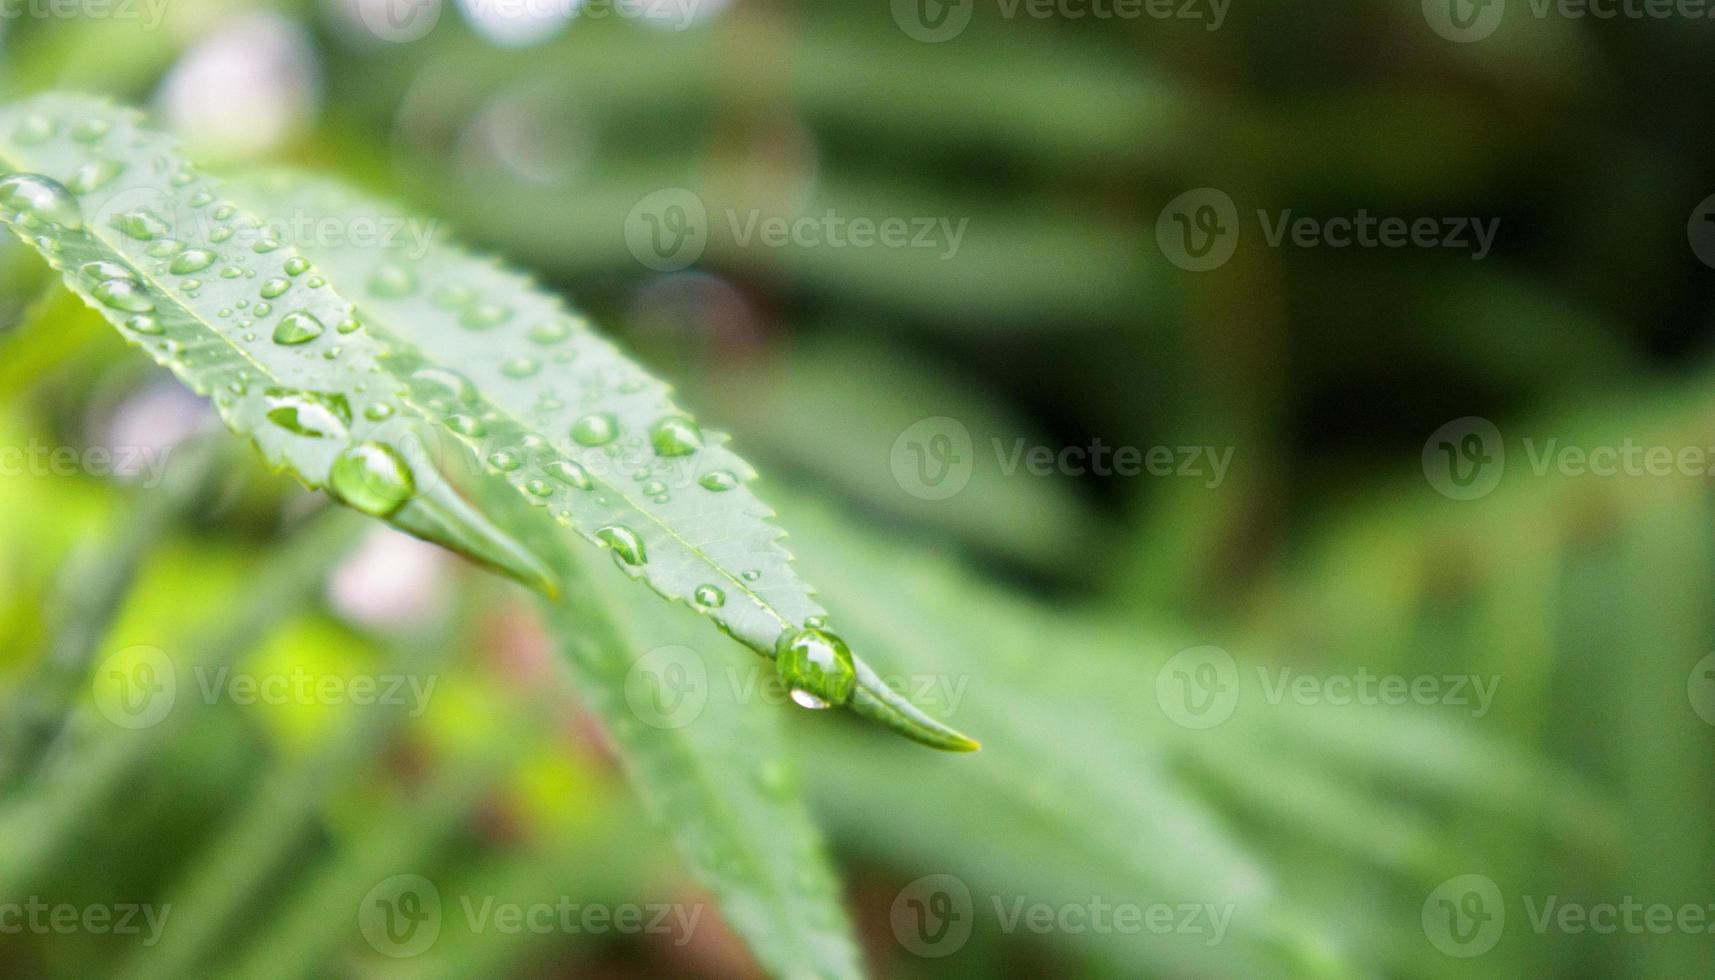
[[155, 13, 321, 161], [328, 527, 455, 632]]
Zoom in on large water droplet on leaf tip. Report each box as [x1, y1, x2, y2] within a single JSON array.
[[775, 627, 856, 709], [329, 442, 414, 517]]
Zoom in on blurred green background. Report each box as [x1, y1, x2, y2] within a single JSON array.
[[2, 1, 1715, 977]]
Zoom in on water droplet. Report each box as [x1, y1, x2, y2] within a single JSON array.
[[571, 413, 618, 447], [329, 442, 415, 517], [692, 584, 725, 609], [545, 459, 593, 490], [337, 316, 362, 335], [363, 403, 396, 421], [488, 450, 522, 472], [212, 203, 236, 221], [649, 415, 703, 457], [445, 413, 487, 437], [283, 256, 310, 276], [500, 357, 540, 379], [306, 276, 325, 288], [79, 260, 130, 282], [642, 479, 667, 496], [264, 389, 352, 438], [71, 117, 111, 142], [273, 312, 325, 345], [111, 207, 166, 240], [699, 470, 739, 492], [596, 524, 646, 567], [124, 314, 163, 335], [527, 320, 571, 345], [92, 277, 154, 313], [13, 115, 55, 144], [169, 249, 217, 274], [741, 569, 761, 582], [460, 304, 511, 329], [431, 284, 474, 309], [260, 277, 290, 299], [367, 262, 417, 298], [189, 190, 214, 208], [0, 173, 83, 230], [775, 627, 856, 709], [525, 478, 554, 498], [68, 159, 122, 195], [254, 303, 272, 317], [145, 238, 185, 258], [412, 367, 477, 403]]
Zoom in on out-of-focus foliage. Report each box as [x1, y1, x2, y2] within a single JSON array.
[[1, 1, 1713, 978]]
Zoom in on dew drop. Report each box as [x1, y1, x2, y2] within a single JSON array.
[[273, 312, 325, 345], [412, 367, 478, 404], [596, 524, 646, 567], [260, 277, 290, 299], [92, 277, 154, 313], [169, 249, 217, 274], [525, 479, 554, 498], [445, 414, 488, 437], [527, 320, 571, 345], [337, 316, 361, 335], [13, 115, 54, 145], [692, 584, 725, 609], [368, 262, 417, 298], [774, 627, 856, 708], [500, 357, 540, 379], [431, 284, 474, 308], [699, 470, 739, 492], [68, 159, 122, 195], [363, 403, 396, 421], [545, 459, 593, 490], [571, 413, 618, 447], [124, 314, 163, 335], [642, 479, 667, 496], [649, 415, 703, 457], [283, 256, 310, 276], [488, 450, 522, 472], [145, 238, 186, 258], [71, 117, 111, 142], [459, 303, 512, 329], [0, 173, 83, 230], [111, 207, 167, 240], [79, 260, 131, 281], [329, 442, 415, 518], [264, 389, 352, 438]]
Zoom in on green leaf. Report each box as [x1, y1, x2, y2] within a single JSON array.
[[546, 542, 867, 980], [0, 93, 558, 596], [221, 169, 978, 753]]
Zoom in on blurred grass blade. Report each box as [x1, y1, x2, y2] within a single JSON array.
[[225, 171, 977, 752]]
